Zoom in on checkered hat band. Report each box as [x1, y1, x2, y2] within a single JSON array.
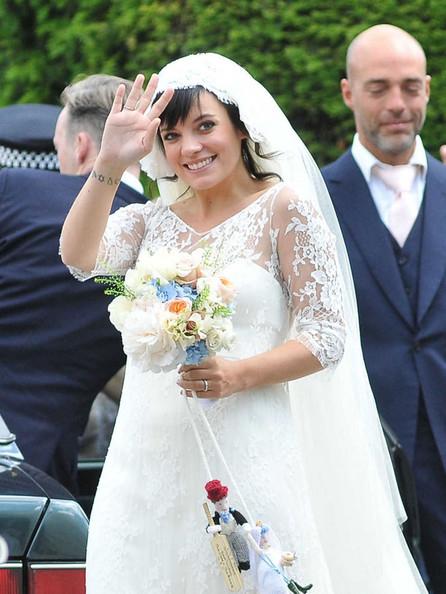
[[0, 145, 59, 170]]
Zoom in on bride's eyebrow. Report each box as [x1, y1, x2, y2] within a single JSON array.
[[160, 112, 217, 132], [193, 112, 216, 123]]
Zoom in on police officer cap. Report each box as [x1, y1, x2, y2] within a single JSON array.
[[0, 103, 61, 151], [0, 104, 61, 170]]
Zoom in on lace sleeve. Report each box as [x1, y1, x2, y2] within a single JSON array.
[[271, 187, 346, 368], [66, 203, 149, 281]]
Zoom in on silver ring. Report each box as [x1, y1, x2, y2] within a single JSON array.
[[202, 379, 209, 392], [123, 106, 135, 111]]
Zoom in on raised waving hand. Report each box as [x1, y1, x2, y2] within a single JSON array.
[[60, 74, 173, 272], [99, 73, 174, 170]]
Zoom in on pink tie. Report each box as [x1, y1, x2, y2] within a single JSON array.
[[373, 164, 419, 247]]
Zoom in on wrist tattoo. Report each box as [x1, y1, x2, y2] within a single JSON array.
[[92, 170, 120, 186]]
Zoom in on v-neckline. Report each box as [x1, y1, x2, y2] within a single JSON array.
[[167, 182, 282, 236]]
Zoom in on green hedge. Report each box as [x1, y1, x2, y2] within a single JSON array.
[[1, 0, 445, 164]]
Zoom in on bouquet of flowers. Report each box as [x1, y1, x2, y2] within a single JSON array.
[[96, 247, 236, 373]]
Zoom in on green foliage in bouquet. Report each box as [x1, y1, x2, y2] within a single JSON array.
[[192, 284, 233, 318], [95, 275, 135, 299]]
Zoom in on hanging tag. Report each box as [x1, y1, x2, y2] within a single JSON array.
[[203, 503, 244, 592]]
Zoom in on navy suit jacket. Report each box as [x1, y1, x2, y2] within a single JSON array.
[[322, 151, 446, 469], [0, 168, 146, 491]]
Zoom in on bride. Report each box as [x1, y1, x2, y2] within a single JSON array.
[[60, 53, 427, 593]]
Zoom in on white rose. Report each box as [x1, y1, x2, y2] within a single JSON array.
[[108, 296, 134, 331], [136, 248, 178, 284], [175, 249, 204, 279], [121, 306, 182, 373], [124, 268, 146, 294], [131, 294, 158, 315], [152, 248, 180, 284], [205, 317, 235, 352], [176, 331, 199, 350], [134, 250, 153, 274]]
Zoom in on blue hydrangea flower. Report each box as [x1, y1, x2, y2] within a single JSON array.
[[185, 339, 209, 365], [176, 284, 198, 301], [150, 280, 178, 303]]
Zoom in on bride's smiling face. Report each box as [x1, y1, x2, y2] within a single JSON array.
[[159, 91, 246, 192]]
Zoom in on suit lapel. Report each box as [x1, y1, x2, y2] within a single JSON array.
[[417, 155, 446, 323], [118, 182, 147, 207], [326, 152, 414, 328]]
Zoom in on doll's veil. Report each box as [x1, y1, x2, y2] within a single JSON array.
[[141, 53, 426, 593]]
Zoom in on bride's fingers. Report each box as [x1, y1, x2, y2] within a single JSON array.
[[181, 379, 210, 392], [180, 383, 215, 398], [137, 73, 159, 114], [181, 389, 215, 399], [110, 84, 126, 114], [149, 87, 174, 120], [123, 73, 145, 111], [180, 367, 210, 381], [179, 361, 210, 373], [141, 118, 161, 153]]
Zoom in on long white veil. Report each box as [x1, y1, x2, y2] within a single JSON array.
[[141, 53, 427, 593]]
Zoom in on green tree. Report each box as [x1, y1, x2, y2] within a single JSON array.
[[0, 0, 445, 164]]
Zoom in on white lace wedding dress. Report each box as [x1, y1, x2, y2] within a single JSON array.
[[80, 183, 423, 593]]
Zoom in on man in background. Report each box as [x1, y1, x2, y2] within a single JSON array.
[[322, 25, 446, 592], [0, 75, 146, 494]]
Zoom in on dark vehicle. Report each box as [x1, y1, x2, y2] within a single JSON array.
[[381, 418, 423, 567], [0, 415, 88, 594]]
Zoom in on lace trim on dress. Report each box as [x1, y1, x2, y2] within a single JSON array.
[[278, 195, 345, 368]]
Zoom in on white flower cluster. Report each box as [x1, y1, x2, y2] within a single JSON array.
[[107, 247, 236, 373]]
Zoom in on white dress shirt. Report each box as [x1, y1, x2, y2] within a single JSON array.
[[351, 134, 427, 227], [121, 170, 144, 195]]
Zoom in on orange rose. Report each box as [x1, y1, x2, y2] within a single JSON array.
[[168, 299, 189, 315], [218, 276, 235, 302], [219, 276, 233, 288]]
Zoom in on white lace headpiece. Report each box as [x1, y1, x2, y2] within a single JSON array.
[[141, 53, 320, 209], [141, 53, 418, 589]]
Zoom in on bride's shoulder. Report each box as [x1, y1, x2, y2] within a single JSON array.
[[265, 183, 324, 230], [267, 182, 302, 203], [267, 182, 306, 212]]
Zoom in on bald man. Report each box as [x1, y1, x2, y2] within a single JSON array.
[[322, 25, 446, 592]]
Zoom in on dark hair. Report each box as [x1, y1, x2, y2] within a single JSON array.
[[155, 86, 280, 182]]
